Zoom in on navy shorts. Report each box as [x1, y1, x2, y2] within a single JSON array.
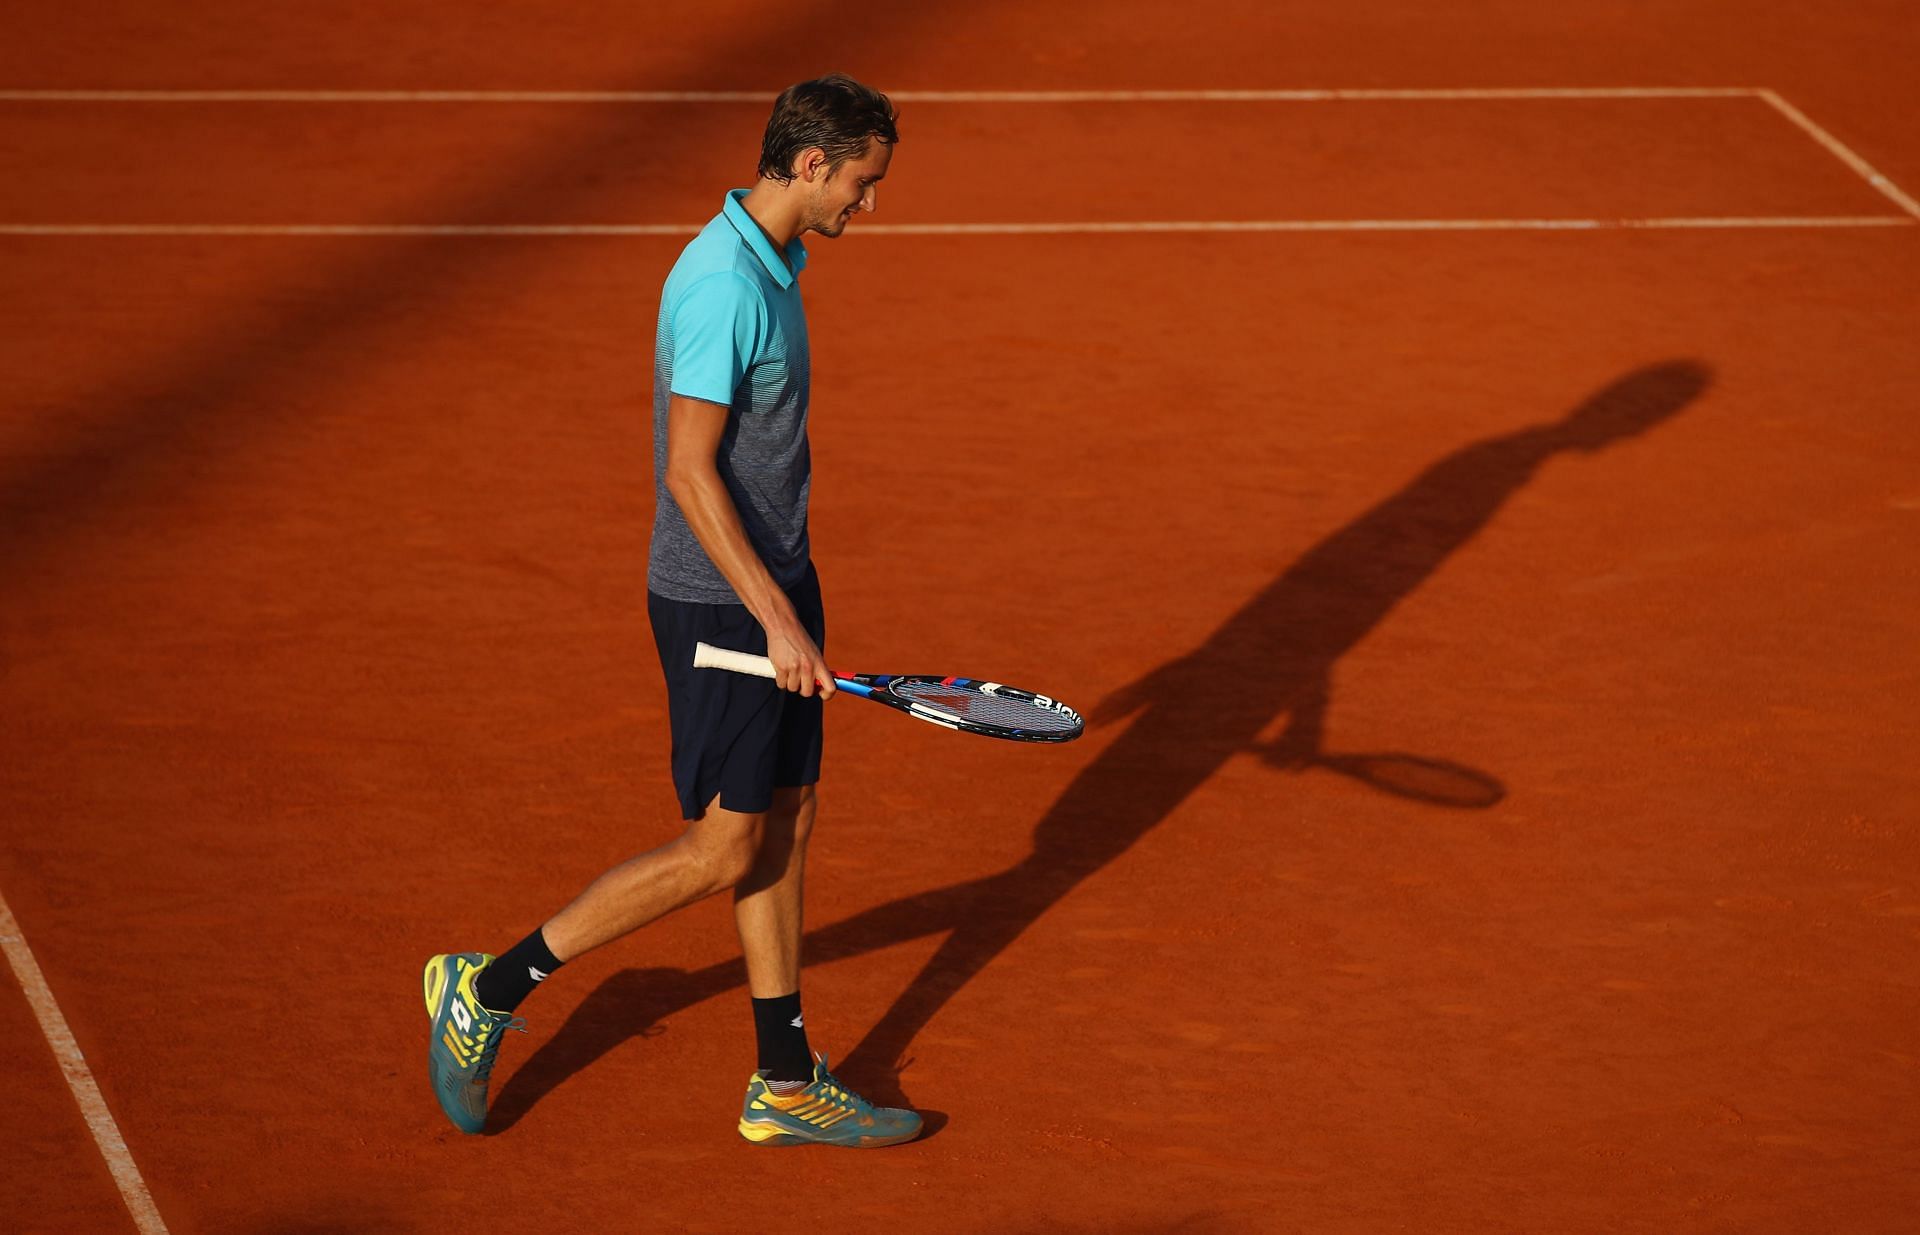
[[647, 564, 825, 820]]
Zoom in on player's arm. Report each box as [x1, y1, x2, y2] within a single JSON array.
[[663, 395, 833, 699]]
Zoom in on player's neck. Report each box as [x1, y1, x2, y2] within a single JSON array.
[[740, 181, 804, 260]]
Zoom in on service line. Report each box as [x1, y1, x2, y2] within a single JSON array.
[[0, 216, 1911, 237], [1, 87, 1912, 235], [0, 87, 1763, 103]]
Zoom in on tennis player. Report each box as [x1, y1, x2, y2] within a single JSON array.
[[424, 74, 919, 1147]]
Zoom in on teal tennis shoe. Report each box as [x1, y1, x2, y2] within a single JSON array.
[[423, 952, 524, 1134], [738, 1055, 923, 1148]]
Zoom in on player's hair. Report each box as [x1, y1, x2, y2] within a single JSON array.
[[757, 74, 899, 183]]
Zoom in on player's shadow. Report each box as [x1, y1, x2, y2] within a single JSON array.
[[490, 360, 1710, 1124]]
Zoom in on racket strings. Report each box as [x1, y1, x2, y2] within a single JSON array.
[[890, 681, 1079, 735]]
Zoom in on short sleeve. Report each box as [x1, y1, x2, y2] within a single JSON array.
[[668, 272, 767, 406]]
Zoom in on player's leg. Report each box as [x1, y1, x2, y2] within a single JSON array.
[[734, 784, 814, 988], [731, 571, 921, 1146], [545, 800, 767, 959], [425, 800, 767, 1134], [470, 802, 769, 1015], [732, 782, 920, 1148], [734, 784, 815, 1085], [425, 582, 789, 1135], [737, 566, 826, 1086]]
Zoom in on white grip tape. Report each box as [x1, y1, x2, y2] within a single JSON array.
[[692, 641, 777, 678]]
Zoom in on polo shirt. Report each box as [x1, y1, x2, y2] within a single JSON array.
[[647, 189, 813, 604]]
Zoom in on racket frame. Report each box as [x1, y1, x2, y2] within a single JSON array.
[[691, 641, 1083, 743]]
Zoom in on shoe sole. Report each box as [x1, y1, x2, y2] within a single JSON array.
[[738, 1118, 920, 1148]]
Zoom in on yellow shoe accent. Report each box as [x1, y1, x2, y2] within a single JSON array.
[[738, 1118, 793, 1144], [423, 958, 448, 1018]]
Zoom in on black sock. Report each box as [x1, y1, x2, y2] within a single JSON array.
[[475, 926, 565, 1014], [751, 992, 813, 1083]]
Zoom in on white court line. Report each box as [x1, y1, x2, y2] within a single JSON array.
[[0, 216, 1910, 237], [0, 223, 703, 236], [0, 87, 1762, 103], [857, 216, 1915, 234], [903, 87, 1762, 102], [0, 889, 169, 1235], [1754, 89, 1920, 221], [1, 87, 1912, 235]]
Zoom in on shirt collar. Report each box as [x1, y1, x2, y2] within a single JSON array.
[[723, 189, 807, 288]]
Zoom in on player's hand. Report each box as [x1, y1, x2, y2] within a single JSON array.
[[766, 626, 835, 700]]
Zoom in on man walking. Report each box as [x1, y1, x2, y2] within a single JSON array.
[[424, 74, 918, 1147]]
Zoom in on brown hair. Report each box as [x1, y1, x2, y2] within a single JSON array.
[[757, 73, 899, 183]]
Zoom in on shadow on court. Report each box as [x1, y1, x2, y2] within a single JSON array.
[[0, 9, 944, 590], [489, 360, 1711, 1124], [484, 963, 947, 1139]]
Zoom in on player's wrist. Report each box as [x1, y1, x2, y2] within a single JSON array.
[[755, 599, 810, 648]]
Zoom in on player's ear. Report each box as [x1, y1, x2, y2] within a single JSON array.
[[795, 147, 829, 183]]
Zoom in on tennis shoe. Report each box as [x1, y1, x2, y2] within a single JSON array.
[[738, 1054, 923, 1148], [423, 952, 525, 1134]]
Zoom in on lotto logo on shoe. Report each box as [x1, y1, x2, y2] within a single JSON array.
[[451, 1000, 473, 1033]]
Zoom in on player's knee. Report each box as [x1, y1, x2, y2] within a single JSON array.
[[686, 811, 765, 892]]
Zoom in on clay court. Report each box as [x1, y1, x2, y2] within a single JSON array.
[[3, 4, 1917, 1232]]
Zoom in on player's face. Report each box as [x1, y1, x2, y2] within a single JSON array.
[[805, 138, 892, 238]]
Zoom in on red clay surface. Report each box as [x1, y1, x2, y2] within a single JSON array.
[[3, 4, 1918, 1233]]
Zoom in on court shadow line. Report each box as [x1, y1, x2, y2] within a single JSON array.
[[489, 360, 1711, 1122], [0, 11, 961, 592]]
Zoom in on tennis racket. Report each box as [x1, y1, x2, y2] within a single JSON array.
[[692, 642, 1084, 743]]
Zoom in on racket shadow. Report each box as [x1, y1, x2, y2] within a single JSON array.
[[1307, 751, 1506, 809], [1254, 676, 1507, 809], [490, 361, 1709, 1118]]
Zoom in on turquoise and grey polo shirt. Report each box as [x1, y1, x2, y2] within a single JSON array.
[[648, 189, 813, 604]]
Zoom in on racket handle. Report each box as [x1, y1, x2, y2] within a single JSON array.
[[692, 642, 777, 678]]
